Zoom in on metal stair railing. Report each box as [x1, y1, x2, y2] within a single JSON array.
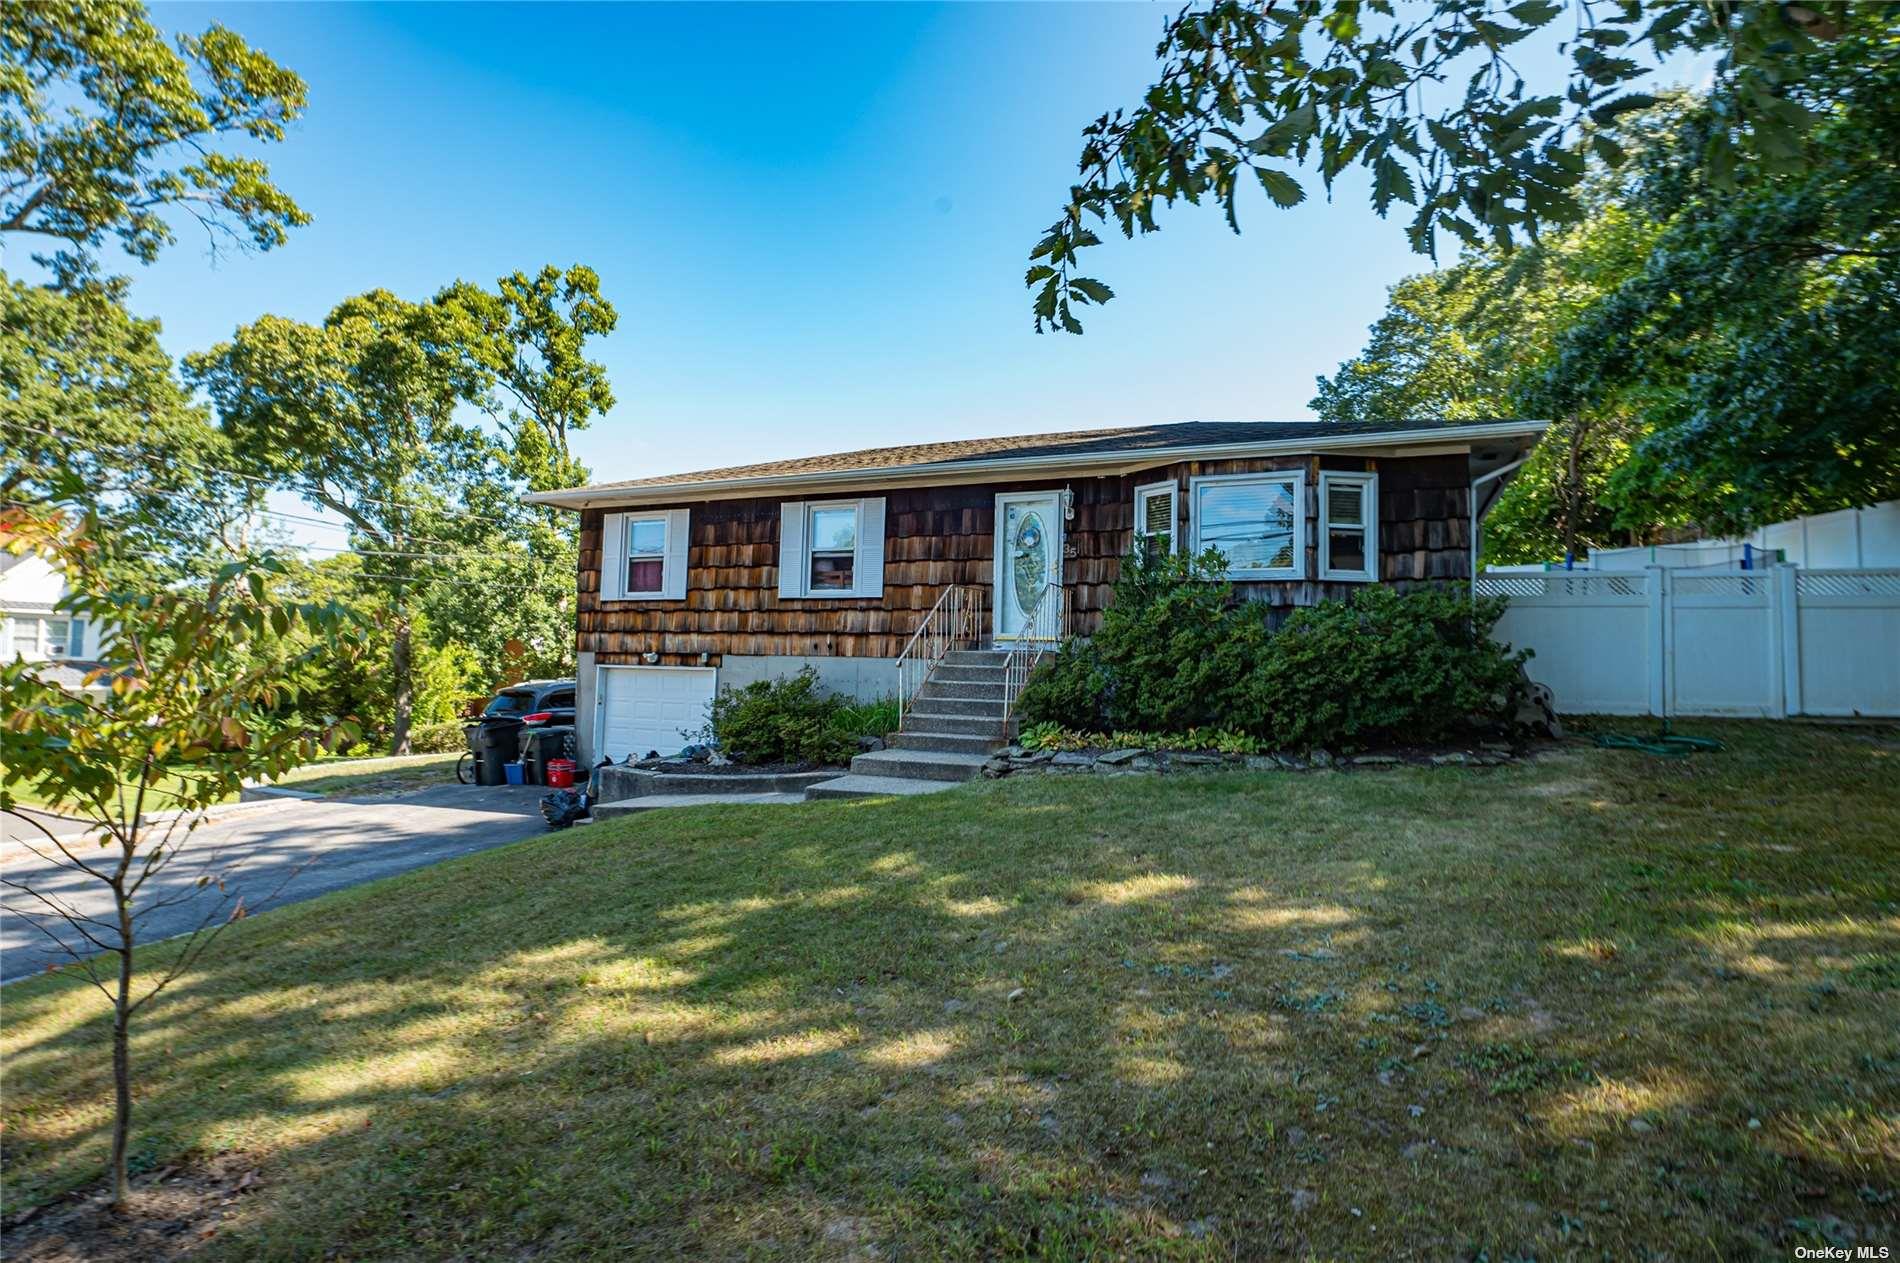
[[1001, 582, 1067, 723], [895, 584, 985, 728]]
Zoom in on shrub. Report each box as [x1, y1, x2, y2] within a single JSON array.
[[408, 720, 468, 754], [1017, 548, 1530, 751], [1252, 586, 1528, 750], [1014, 640, 1110, 730], [834, 696, 899, 742], [702, 668, 859, 766], [1095, 548, 1272, 732]]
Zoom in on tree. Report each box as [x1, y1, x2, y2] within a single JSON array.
[[0, 277, 255, 578], [1027, 0, 1875, 331], [420, 265, 620, 688], [1525, 30, 1900, 534], [187, 290, 495, 754], [0, 505, 359, 1210], [1, 0, 308, 286], [1312, 215, 1664, 562], [435, 264, 618, 494]]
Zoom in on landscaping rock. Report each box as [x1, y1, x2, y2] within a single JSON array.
[[857, 734, 885, 753], [1429, 752, 1472, 766], [1023, 750, 1055, 765], [1130, 756, 1159, 772], [1007, 987, 1027, 1003], [1310, 749, 1335, 767], [1174, 753, 1222, 767], [1051, 751, 1097, 768], [1097, 748, 1145, 766], [1353, 754, 1400, 766], [1001, 745, 1025, 759], [981, 757, 1010, 779]]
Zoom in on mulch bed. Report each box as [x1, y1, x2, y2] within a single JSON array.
[[2, 1153, 265, 1263]]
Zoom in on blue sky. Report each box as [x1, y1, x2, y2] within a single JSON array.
[[100, 4, 1697, 546]]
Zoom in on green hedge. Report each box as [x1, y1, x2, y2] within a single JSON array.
[[1017, 548, 1529, 750], [407, 720, 468, 754]]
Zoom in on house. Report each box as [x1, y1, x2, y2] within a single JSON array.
[[0, 552, 88, 662], [527, 418, 1546, 791], [0, 552, 111, 699]]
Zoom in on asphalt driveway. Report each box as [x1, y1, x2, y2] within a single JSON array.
[[1, 783, 549, 983]]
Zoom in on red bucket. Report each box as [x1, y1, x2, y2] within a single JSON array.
[[546, 758, 576, 789]]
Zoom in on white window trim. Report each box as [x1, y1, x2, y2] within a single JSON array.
[[779, 497, 886, 599], [1188, 470, 1307, 579], [1133, 479, 1180, 557], [1319, 470, 1379, 583], [601, 508, 690, 602]]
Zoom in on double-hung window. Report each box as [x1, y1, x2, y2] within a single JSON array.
[[1319, 471, 1378, 582], [4, 615, 77, 659], [600, 509, 690, 601], [806, 504, 858, 592], [625, 518, 667, 595], [1189, 470, 1306, 578], [778, 497, 886, 599], [1133, 480, 1179, 560]]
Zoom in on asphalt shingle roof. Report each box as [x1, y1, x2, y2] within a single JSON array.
[[554, 419, 1533, 496]]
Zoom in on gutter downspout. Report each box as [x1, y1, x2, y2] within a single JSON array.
[[1469, 456, 1531, 601]]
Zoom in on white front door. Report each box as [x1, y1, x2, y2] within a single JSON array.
[[595, 666, 717, 762], [993, 491, 1063, 641]]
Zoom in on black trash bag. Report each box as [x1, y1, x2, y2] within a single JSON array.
[[540, 789, 590, 830]]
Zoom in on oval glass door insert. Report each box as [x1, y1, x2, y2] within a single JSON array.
[[1011, 511, 1047, 620]]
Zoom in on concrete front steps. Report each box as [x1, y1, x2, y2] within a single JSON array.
[[804, 649, 1012, 800]]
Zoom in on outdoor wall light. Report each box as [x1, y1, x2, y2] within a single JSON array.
[[642, 651, 659, 664], [1062, 486, 1075, 520]]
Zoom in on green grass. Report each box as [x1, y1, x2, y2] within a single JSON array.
[[267, 751, 463, 798], [4, 722, 1897, 1258], [4, 770, 239, 812], [6, 753, 465, 816]]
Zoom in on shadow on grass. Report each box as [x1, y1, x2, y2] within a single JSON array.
[[4, 721, 1897, 1259]]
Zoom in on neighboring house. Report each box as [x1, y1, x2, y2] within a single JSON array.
[[1, 552, 89, 662], [0, 552, 110, 698], [530, 419, 1546, 774]]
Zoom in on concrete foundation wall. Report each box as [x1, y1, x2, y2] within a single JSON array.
[[716, 654, 898, 703], [575, 650, 598, 767]]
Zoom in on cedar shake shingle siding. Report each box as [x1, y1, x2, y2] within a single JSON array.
[[575, 452, 1478, 667]]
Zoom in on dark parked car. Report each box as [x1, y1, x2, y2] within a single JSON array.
[[460, 679, 576, 785]]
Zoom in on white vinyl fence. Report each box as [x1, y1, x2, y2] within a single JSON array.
[[1477, 566, 1900, 719]]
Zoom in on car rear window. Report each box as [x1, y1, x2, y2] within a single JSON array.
[[543, 690, 575, 709], [483, 690, 536, 717]]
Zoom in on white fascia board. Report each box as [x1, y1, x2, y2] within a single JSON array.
[[523, 420, 1552, 511]]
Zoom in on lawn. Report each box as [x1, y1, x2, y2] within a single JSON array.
[[267, 751, 463, 798], [5, 752, 463, 815], [3, 722, 1896, 1259]]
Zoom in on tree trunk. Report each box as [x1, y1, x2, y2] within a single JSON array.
[[390, 613, 414, 756], [109, 904, 134, 1209], [1561, 415, 1585, 562]]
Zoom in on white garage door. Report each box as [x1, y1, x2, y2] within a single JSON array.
[[596, 667, 716, 762]]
